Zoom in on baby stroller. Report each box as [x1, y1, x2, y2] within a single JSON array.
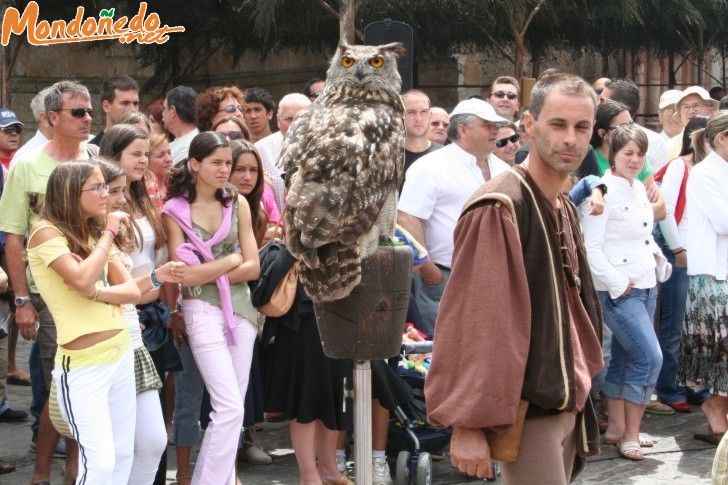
[[386, 341, 449, 485]]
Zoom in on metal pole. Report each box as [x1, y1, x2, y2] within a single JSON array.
[[354, 360, 372, 484]]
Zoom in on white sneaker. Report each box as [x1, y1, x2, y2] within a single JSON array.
[[336, 455, 348, 474], [372, 457, 393, 485]]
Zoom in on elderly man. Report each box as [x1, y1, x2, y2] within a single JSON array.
[[398, 98, 509, 336], [255, 93, 311, 213], [667, 86, 719, 159], [486, 76, 520, 122], [10, 87, 54, 169], [427, 107, 450, 145], [658, 90, 683, 143], [426, 74, 604, 484], [0, 79, 101, 485]]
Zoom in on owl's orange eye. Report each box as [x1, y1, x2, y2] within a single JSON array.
[[369, 56, 384, 68], [342, 57, 355, 68]]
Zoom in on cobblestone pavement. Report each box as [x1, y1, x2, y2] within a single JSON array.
[[0, 337, 717, 484]]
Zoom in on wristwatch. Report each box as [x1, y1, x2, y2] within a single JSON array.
[[14, 295, 32, 307]]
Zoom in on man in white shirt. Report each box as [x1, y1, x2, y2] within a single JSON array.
[[255, 93, 311, 213], [10, 87, 54, 169], [163, 86, 199, 165], [398, 98, 509, 335], [427, 107, 449, 145]]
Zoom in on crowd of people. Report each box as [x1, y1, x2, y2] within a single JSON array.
[[0, 66, 727, 485]]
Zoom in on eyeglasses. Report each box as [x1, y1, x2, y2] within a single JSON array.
[[217, 105, 244, 114], [680, 102, 705, 112], [81, 184, 109, 195], [606, 120, 635, 131], [431, 121, 449, 128], [56, 108, 93, 118], [1, 125, 21, 135], [495, 133, 520, 148], [490, 91, 518, 101], [219, 130, 245, 140]]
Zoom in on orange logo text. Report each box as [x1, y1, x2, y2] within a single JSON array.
[[1, 2, 185, 46]]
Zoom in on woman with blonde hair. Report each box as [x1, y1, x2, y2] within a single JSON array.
[[678, 110, 728, 446]]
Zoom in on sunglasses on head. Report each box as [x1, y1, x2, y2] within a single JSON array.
[[217, 105, 244, 114], [1, 125, 21, 134], [57, 108, 93, 118], [495, 133, 520, 148], [220, 130, 245, 140], [491, 91, 518, 100], [431, 120, 449, 128]]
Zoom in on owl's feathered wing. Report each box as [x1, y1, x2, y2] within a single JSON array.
[[281, 86, 405, 303]]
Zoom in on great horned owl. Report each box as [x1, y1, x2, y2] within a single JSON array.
[[280, 41, 406, 303]]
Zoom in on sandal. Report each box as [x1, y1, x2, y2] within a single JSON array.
[[645, 400, 675, 415], [0, 461, 15, 475], [604, 435, 654, 447], [667, 400, 692, 413], [617, 441, 644, 461], [694, 431, 725, 445], [7, 370, 31, 386]]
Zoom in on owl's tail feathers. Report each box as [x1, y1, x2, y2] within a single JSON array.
[[299, 243, 361, 303]]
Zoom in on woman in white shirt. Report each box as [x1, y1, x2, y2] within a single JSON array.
[[653, 116, 710, 413], [677, 111, 728, 446], [581, 125, 670, 461]]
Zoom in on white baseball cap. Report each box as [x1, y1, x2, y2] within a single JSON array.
[[658, 90, 682, 110], [676, 86, 719, 110], [450, 99, 510, 126]]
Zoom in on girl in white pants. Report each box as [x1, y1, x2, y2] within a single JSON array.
[[27, 162, 143, 484], [163, 132, 260, 485], [98, 158, 184, 484]]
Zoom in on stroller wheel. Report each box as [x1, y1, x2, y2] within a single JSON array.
[[416, 452, 432, 484], [395, 450, 411, 485]]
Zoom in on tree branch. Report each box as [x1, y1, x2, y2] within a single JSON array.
[[521, 0, 546, 36], [318, 0, 364, 42], [483, 32, 516, 64]]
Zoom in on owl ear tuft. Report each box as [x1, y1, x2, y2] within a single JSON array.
[[380, 42, 406, 59], [338, 41, 351, 53]]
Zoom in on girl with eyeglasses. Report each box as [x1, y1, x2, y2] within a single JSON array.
[[163, 131, 260, 483], [100, 124, 177, 482], [26, 161, 139, 483]]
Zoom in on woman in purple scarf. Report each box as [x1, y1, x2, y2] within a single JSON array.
[[162, 131, 260, 484]]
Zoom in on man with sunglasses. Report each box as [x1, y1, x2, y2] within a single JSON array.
[[486, 76, 520, 122], [0, 109, 23, 171], [89, 74, 140, 146], [428, 107, 450, 145], [256, 92, 311, 213], [0, 79, 100, 485]]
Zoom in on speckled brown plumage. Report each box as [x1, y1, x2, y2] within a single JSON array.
[[281, 42, 406, 303]]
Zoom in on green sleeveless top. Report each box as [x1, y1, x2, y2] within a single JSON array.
[[182, 199, 257, 323]]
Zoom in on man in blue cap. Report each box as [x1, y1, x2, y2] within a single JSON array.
[[0, 109, 23, 172]]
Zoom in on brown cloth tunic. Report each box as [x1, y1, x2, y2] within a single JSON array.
[[425, 166, 604, 457]]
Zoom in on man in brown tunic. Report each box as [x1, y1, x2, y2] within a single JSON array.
[[425, 74, 605, 483]]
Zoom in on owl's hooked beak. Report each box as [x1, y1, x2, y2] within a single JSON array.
[[355, 63, 366, 80]]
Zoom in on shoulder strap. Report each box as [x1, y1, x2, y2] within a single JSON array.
[[27, 223, 64, 245]]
